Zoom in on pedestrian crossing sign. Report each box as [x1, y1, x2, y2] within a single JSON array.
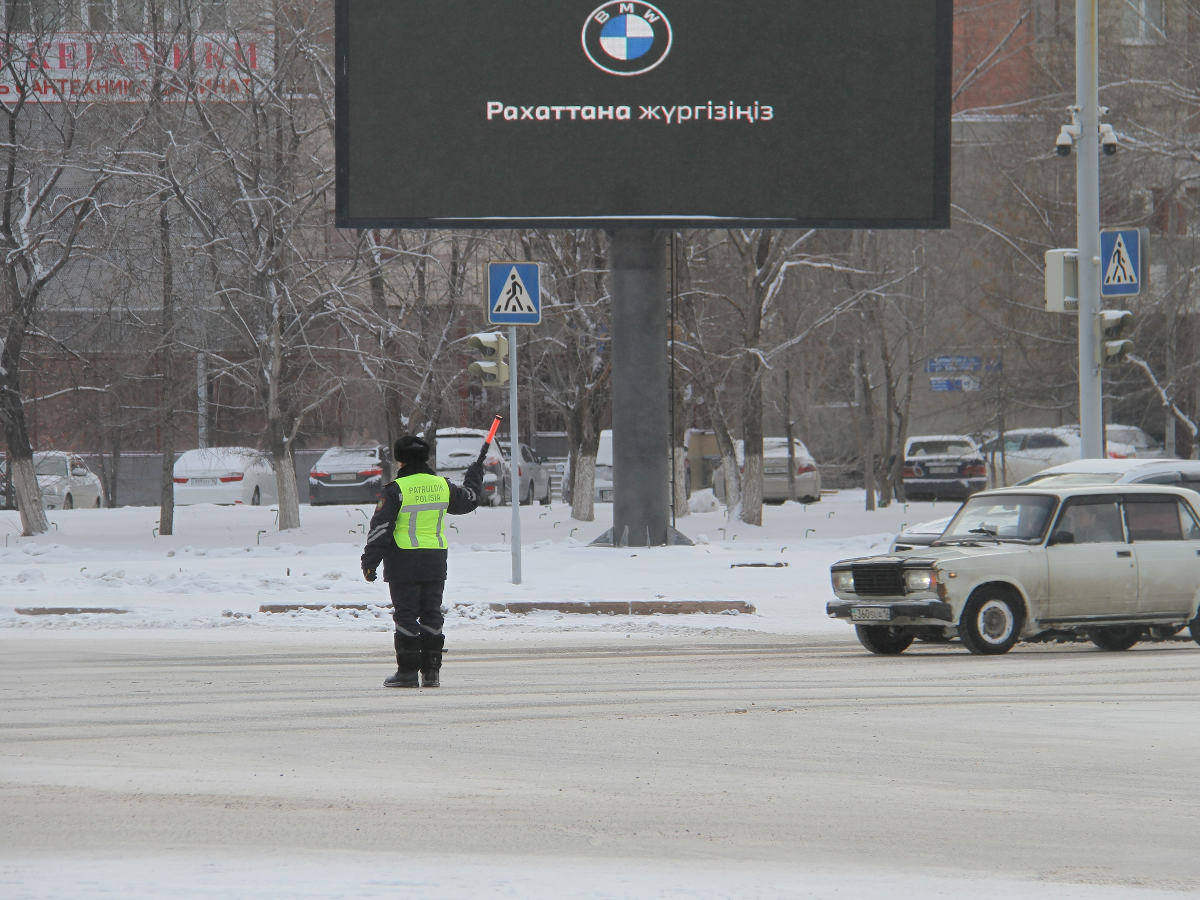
[[1099, 228, 1143, 297], [487, 261, 541, 325]]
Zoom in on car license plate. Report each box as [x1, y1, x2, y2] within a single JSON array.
[[764, 465, 787, 475], [192, 478, 217, 487], [851, 606, 893, 622], [927, 465, 957, 474], [332, 473, 356, 482], [599, 489, 614, 502]]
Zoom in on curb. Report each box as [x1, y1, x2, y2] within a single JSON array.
[[250, 600, 754, 616], [15, 607, 128, 616], [488, 600, 755, 615]]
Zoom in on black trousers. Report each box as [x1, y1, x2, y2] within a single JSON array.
[[388, 580, 445, 637]]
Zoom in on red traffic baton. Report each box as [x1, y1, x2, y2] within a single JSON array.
[[475, 415, 503, 466]]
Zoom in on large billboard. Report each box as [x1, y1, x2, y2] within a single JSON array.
[[336, 0, 952, 228]]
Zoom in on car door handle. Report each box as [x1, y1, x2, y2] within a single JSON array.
[[1116, 550, 1132, 558]]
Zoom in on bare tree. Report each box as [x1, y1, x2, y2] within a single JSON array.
[[0, 7, 146, 534]]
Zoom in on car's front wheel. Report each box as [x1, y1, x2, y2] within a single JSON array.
[[854, 625, 914, 655], [251, 487, 261, 506], [1090, 625, 1142, 651], [1190, 613, 1200, 648], [63, 494, 73, 510], [959, 590, 1023, 655]]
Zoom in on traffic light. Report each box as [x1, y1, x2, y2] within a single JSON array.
[[1100, 309, 1133, 363], [466, 331, 509, 384]]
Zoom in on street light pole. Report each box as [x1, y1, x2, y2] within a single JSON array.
[[1076, 0, 1104, 458]]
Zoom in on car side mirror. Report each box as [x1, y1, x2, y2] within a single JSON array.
[[1049, 529, 1075, 546]]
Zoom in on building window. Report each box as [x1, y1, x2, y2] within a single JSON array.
[[1120, 0, 1165, 45], [1033, 0, 1061, 41], [6, 0, 74, 32], [79, 0, 227, 32]]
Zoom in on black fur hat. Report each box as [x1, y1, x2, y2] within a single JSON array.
[[393, 434, 430, 465]]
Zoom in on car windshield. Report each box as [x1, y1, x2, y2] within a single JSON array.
[[936, 493, 1057, 543], [34, 455, 68, 476], [908, 440, 974, 456]]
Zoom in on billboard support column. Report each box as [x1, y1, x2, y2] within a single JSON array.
[[594, 229, 691, 548]]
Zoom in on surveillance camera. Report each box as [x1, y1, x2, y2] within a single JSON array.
[[1055, 126, 1074, 157], [1099, 123, 1118, 156]]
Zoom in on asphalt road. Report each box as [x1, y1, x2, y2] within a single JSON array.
[[3, 632, 1200, 894]]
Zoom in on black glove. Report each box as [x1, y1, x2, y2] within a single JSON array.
[[464, 460, 484, 494], [362, 566, 377, 583]]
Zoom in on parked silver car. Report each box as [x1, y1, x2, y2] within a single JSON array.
[[499, 441, 553, 505], [711, 437, 821, 504]]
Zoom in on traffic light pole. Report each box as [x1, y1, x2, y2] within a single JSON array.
[[508, 324, 521, 584], [1075, 0, 1104, 459]]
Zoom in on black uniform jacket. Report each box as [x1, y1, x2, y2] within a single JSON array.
[[360, 462, 482, 582]]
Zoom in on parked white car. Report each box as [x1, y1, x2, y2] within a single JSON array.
[[173, 447, 278, 506], [434, 427, 508, 507], [832, 484, 1200, 655], [33, 451, 103, 509], [980, 426, 1136, 486], [1105, 424, 1170, 458], [711, 437, 821, 504]]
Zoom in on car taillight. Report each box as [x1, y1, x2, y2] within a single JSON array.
[[358, 467, 383, 477], [1107, 450, 1129, 459], [219, 472, 245, 483], [310, 470, 329, 479], [796, 464, 815, 475], [485, 459, 500, 469], [964, 464, 986, 477], [172, 477, 188, 484], [902, 466, 919, 478]]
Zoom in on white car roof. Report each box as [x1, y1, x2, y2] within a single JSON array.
[[981, 483, 1199, 500], [1026, 457, 1192, 477]]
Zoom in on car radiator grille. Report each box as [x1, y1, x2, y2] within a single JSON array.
[[852, 565, 904, 595]]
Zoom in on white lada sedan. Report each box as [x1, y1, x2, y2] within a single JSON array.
[[828, 484, 1200, 655]]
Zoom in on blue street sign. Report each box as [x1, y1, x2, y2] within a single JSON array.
[[1099, 229, 1141, 297], [487, 261, 541, 325]]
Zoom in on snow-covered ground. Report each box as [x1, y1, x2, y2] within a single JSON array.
[[6, 491, 1194, 899], [0, 489, 949, 637]]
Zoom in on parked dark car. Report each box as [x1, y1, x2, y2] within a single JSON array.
[[901, 434, 987, 501], [308, 445, 390, 505]]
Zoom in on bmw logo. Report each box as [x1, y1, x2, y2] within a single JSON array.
[[582, 2, 672, 77]]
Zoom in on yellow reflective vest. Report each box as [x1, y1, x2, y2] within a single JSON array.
[[392, 473, 451, 550]]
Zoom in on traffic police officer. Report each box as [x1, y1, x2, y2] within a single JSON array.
[[361, 435, 483, 688]]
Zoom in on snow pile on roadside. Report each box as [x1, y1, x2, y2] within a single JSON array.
[[0, 491, 957, 636]]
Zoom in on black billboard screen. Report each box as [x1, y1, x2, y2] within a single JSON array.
[[336, 1, 951, 228]]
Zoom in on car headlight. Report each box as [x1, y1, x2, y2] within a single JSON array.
[[831, 570, 855, 593], [903, 568, 937, 593]]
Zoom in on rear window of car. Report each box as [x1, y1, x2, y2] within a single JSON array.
[[908, 440, 973, 456], [318, 447, 380, 467], [437, 436, 486, 467]]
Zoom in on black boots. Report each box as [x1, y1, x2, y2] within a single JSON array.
[[420, 633, 445, 688], [383, 633, 422, 688]]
